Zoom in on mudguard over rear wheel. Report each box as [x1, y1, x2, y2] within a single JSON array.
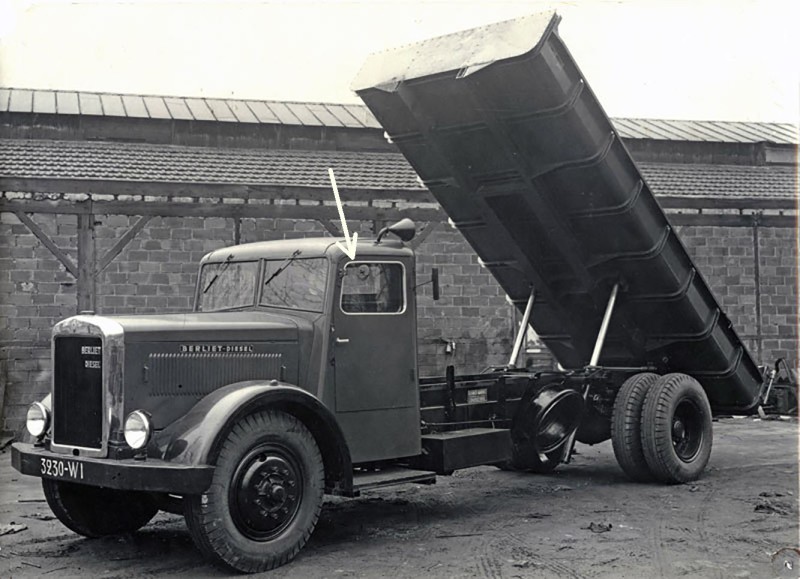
[[184, 410, 324, 573], [505, 382, 583, 474], [42, 479, 158, 537], [641, 373, 713, 484]]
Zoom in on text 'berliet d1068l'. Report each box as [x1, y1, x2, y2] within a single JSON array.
[[11, 11, 780, 573]]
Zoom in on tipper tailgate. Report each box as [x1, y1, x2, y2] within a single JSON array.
[[353, 11, 763, 413]]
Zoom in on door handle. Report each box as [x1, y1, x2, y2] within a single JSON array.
[[336, 337, 350, 344]]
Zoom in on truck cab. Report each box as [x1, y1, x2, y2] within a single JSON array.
[[194, 232, 421, 464]]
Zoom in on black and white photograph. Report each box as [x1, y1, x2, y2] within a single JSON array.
[[0, 1, 797, 577]]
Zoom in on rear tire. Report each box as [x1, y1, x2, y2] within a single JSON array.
[[184, 410, 324, 573], [641, 373, 713, 484], [42, 479, 157, 537], [611, 372, 659, 482]]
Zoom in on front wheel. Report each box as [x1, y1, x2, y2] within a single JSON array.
[[641, 373, 713, 484], [184, 410, 324, 573], [42, 479, 157, 537]]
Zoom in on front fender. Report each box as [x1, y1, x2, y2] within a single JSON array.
[[151, 380, 353, 494]]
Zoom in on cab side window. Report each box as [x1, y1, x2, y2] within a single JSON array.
[[341, 262, 404, 314]]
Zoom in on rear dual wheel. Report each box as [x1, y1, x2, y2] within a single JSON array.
[[612, 372, 713, 484]]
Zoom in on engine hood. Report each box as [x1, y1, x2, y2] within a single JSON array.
[[49, 310, 324, 451], [104, 311, 303, 342]]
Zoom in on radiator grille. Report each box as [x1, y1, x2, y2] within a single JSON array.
[[147, 352, 283, 396], [53, 336, 103, 449]]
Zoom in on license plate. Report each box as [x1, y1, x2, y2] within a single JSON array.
[[40, 457, 84, 481]]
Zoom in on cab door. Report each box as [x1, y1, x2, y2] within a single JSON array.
[[332, 258, 420, 463]]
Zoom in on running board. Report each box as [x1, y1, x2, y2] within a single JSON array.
[[351, 466, 436, 495]]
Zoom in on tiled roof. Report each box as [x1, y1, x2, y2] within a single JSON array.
[[0, 139, 795, 199], [641, 163, 797, 199], [1, 88, 797, 145], [0, 139, 422, 191]]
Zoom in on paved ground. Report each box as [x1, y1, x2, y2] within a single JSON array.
[[0, 417, 797, 578]]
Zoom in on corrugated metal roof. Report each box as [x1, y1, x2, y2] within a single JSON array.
[[0, 88, 797, 145], [0, 138, 795, 198]]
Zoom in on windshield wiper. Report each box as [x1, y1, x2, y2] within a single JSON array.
[[263, 249, 302, 288], [203, 254, 234, 294]]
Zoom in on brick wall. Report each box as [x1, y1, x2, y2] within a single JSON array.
[[1, 213, 797, 434]]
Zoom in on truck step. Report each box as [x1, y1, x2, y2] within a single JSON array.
[[352, 466, 436, 494]]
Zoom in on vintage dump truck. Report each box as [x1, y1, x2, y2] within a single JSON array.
[[12, 11, 771, 573]]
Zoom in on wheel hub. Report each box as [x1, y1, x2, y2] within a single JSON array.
[[672, 419, 686, 441], [671, 399, 703, 461], [230, 449, 302, 540]]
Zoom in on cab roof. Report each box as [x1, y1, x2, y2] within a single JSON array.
[[200, 236, 413, 264]]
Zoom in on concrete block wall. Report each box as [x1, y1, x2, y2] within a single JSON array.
[[677, 224, 798, 364], [95, 215, 221, 314], [1, 214, 797, 434], [0, 213, 77, 431], [415, 226, 514, 375], [756, 227, 798, 361]]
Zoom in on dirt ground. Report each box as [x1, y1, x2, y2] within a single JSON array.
[[0, 417, 797, 579]]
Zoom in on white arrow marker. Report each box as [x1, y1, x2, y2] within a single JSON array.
[[329, 168, 358, 260]]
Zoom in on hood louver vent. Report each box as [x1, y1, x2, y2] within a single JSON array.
[[147, 352, 283, 396]]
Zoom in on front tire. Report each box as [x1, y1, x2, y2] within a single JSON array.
[[641, 373, 713, 484], [184, 410, 324, 573], [42, 479, 157, 537]]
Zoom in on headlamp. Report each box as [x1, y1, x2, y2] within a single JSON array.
[[123, 410, 152, 450], [25, 402, 50, 439]]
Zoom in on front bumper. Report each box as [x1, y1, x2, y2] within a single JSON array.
[[12, 443, 214, 494]]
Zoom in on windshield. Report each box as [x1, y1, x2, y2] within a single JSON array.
[[197, 261, 259, 312], [260, 258, 328, 312]]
